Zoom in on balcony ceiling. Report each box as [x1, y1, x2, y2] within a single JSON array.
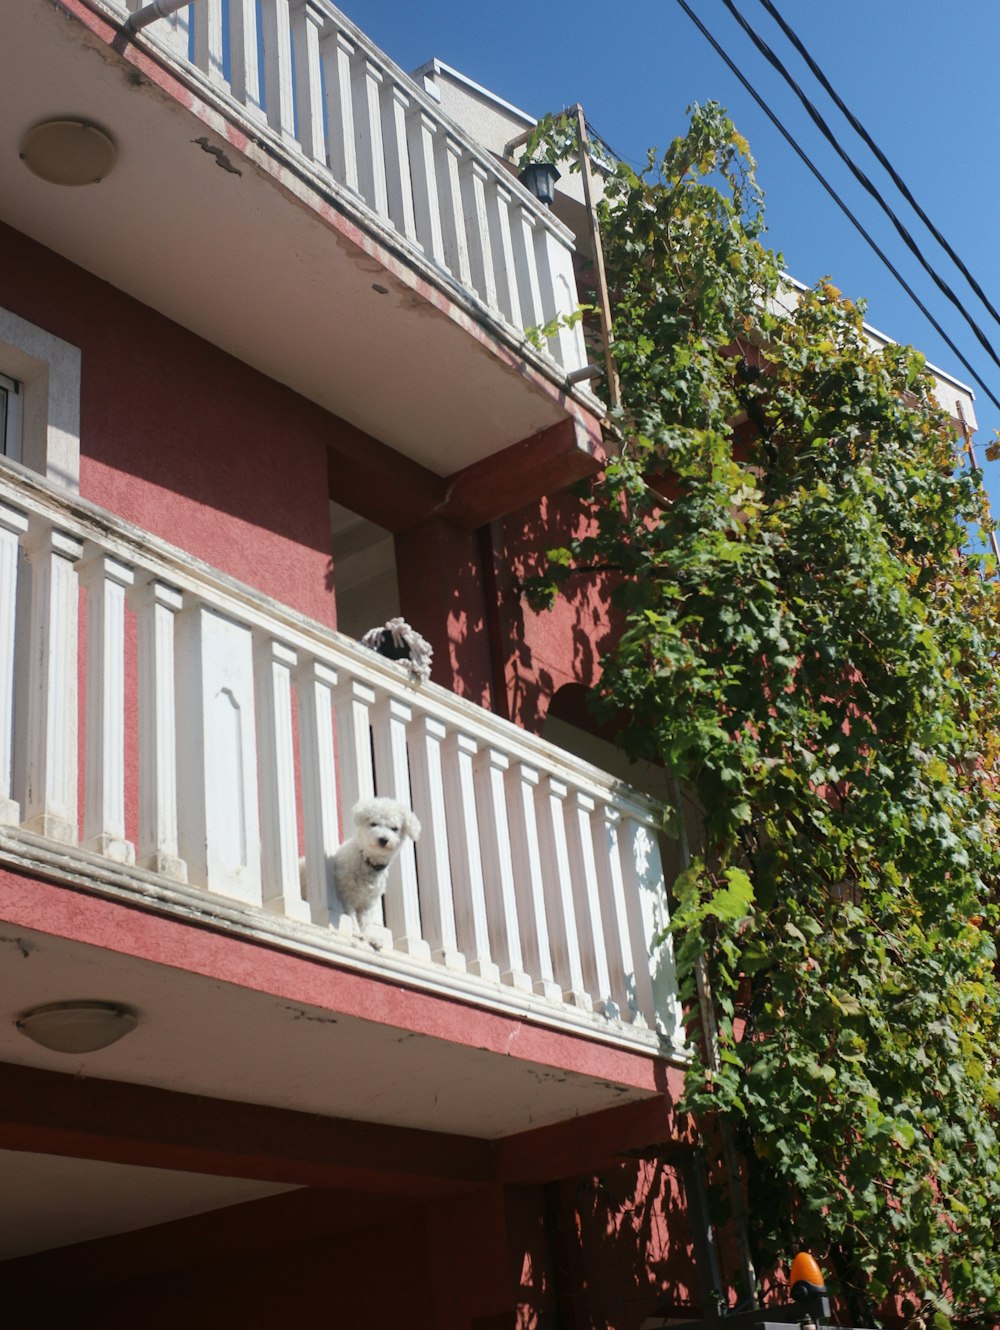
[[0, 0, 591, 477], [0, 913, 659, 1252], [1, 921, 656, 1138]]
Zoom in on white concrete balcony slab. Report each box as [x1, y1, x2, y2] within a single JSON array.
[[0, 459, 684, 1063], [0, 0, 603, 488]]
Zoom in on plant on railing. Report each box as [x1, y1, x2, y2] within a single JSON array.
[[524, 102, 1000, 1327]]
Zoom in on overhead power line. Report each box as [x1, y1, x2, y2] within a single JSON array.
[[672, 0, 1000, 413], [718, 0, 1000, 383], [754, 0, 1000, 341]]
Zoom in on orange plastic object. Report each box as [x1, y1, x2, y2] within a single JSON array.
[[790, 1251, 826, 1292]]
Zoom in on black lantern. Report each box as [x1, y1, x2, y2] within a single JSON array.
[[518, 160, 560, 207]]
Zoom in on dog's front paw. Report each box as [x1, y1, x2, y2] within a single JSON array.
[[362, 923, 392, 952]]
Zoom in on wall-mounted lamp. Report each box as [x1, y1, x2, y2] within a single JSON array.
[[16, 1001, 139, 1053], [20, 120, 117, 187], [518, 161, 560, 208]]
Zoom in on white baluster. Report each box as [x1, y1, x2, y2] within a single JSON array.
[[256, 639, 308, 921], [618, 812, 683, 1045], [381, 83, 417, 241], [192, 0, 225, 85], [228, 0, 266, 121], [260, 0, 297, 144], [352, 57, 388, 217], [531, 226, 583, 368], [510, 203, 545, 336], [460, 158, 499, 310], [530, 224, 564, 364], [592, 804, 646, 1025], [534, 776, 591, 1010], [321, 29, 360, 194], [155, 3, 191, 60], [333, 675, 375, 819], [79, 552, 135, 865], [291, 0, 327, 165], [0, 503, 28, 825], [128, 579, 186, 880], [175, 605, 263, 904], [21, 525, 83, 844], [486, 182, 522, 330], [436, 135, 472, 286], [565, 789, 614, 1015], [474, 748, 531, 991], [407, 110, 445, 266], [441, 732, 499, 984], [407, 714, 465, 971], [297, 659, 351, 931], [542, 228, 586, 370], [504, 762, 561, 1003], [372, 694, 429, 958]]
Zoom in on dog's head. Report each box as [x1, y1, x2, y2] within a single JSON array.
[[352, 797, 421, 865]]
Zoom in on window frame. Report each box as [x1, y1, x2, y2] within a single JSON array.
[[0, 307, 81, 492], [0, 369, 23, 462]]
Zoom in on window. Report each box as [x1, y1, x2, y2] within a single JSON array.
[[0, 370, 22, 462], [0, 307, 80, 491]]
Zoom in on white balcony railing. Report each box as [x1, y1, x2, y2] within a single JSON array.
[[0, 462, 682, 1050], [104, 0, 587, 374]]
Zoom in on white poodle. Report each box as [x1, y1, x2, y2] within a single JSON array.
[[331, 797, 421, 932]]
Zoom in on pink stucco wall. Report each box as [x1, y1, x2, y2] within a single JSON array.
[[1, 221, 336, 628]]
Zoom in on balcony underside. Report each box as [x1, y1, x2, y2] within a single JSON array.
[[1, 0, 602, 481], [0, 891, 666, 1143], [0, 871, 680, 1258]]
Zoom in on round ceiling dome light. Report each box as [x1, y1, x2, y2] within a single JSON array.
[[16, 1000, 139, 1053], [20, 120, 117, 186]]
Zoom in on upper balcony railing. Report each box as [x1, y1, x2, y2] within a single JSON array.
[[0, 458, 682, 1052], [103, 0, 587, 375]]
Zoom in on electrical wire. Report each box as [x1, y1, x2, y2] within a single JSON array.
[[754, 0, 1000, 340], [718, 0, 1000, 382], [672, 0, 1000, 414]]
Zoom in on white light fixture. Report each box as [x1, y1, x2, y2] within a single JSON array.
[[20, 120, 117, 187], [16, 1001, 139, 1053]]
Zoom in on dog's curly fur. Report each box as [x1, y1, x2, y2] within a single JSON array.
[[332, 797, 421, 931]]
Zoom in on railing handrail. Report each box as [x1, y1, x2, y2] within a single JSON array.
[[0, 456, 663, 825]]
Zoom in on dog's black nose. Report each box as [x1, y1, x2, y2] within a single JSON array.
[[378, 835, 389, 846]]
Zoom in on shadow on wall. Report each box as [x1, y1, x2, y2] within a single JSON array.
[[493, 488, 622, 735], [394, 517, 499, 710], [514, 1161, 703, 1330]]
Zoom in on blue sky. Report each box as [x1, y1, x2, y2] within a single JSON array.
[[346, 0, 1000, 520]]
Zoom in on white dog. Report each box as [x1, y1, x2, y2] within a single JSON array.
[[331, 797, 421, 932]]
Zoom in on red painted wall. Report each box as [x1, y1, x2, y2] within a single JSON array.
[[1, 221, 336, 627], [3, 1190, 438, 1329], [0, 1172, 704, 1330], [494, 489, 622, 736]]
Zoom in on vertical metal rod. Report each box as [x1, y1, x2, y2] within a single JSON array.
[[573, 105, 622, 413], [671, 776, 758, 1307]]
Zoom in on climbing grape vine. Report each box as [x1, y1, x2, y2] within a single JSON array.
[[525, 103, 1000, 1327]]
